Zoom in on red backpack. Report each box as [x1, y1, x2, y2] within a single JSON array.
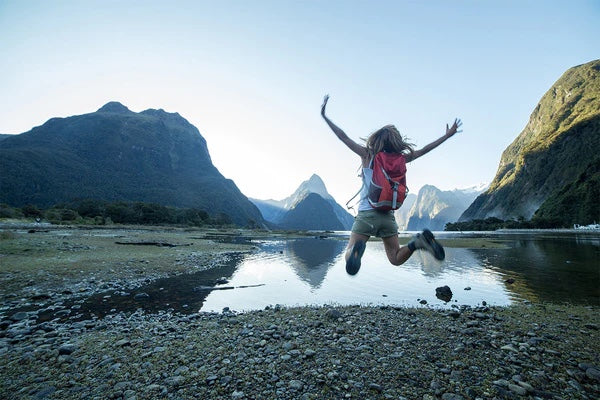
[[367, 152, 408, 211]]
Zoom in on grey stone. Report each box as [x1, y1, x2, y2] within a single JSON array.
[[327, 309, 342, 320], [516, 380, 534, 392], [58, 343, 77, 355], [501, 344, 519, 353], [508, 383, 527, 395], [115, 339, 131, 347], [123, 390, 137, 400], [10, 312, 29, 322], [369, 383, 382, 392], [165, 375, 184, 386], [586, 367, 600, 381], [289, 380, 304, 390], [304, 349, 316, 357], [114, 381, 130, 391], [33, 385, 56, 399], [441, 394, 464, 400], [174, 366, 189, 375], [134, 293, 150, 300]]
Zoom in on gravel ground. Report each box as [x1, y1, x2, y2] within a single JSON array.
[[1, 303, 598, 400]]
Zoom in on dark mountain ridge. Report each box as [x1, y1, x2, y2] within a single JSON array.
[[460, 60, 600, 222], [250, 174, 354, 231], [0, 102, 264, 226], [279, 193, 346, 231]]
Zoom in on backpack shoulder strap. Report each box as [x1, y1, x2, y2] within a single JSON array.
[[345, 181, 364, 210]]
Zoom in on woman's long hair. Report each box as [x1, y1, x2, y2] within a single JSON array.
[[364, 124, 414, 159]]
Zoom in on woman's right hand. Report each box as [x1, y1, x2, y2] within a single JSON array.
[[321, 94, 330, 117]]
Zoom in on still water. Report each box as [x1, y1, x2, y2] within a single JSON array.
[[63, 231, 599, 319], [198, 232, 599, 312]]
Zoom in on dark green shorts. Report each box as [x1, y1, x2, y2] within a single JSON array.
[[351, 209, 398, 238]]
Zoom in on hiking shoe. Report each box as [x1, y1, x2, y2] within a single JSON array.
[[346, 240, 366, 275], [411, 229, 445, 260]]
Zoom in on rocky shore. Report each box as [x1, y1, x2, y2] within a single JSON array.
[[1, 303, 598, 400]]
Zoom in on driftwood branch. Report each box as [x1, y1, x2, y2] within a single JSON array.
[[114, 241, 191, 247]]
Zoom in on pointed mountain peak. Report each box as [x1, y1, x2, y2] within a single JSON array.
[[97, 101, 132, 114], [304, 174, 327, 192], [283, 173, 332, 209]]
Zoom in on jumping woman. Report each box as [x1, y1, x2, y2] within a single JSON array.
[[321, 95, 462, 275]]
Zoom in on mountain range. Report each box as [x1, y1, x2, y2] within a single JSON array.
[[1, 61, 596, 229], [397, 184, 486, 231], [0, 102, 264, 226], [461, 59, 600, 224], [252, 174, 484, 232]]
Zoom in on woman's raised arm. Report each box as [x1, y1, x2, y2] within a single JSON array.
[[407, 118, 462, 162], [321, 95, 367, 158]]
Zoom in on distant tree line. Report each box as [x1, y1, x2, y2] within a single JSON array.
[[0, 199, 234, 227], [445, 216, 566, 231]]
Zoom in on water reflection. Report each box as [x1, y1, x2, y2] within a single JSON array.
[[26, 232, 600, 321], [471, 235, 600, 305], [202, 233, 599, 311], [285, 238, 347, 288]]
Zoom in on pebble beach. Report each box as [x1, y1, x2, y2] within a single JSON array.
[[1, 303, 599, 399]]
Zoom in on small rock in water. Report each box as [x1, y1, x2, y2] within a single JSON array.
[[435, 286, 453, 302], [464, 286, 471, 291]]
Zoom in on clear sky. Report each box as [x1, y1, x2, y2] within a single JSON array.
[[1, 0, 598, 207]]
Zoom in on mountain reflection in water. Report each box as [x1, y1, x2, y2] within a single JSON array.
[[31, 232, 598, 321], [201, 233, 599, 312], [285, 238, 347, 288]]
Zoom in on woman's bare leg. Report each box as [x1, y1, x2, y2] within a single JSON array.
[[345, 232, 370, 262], [345, 232, 369, 275], [382, 235, 413, 266]]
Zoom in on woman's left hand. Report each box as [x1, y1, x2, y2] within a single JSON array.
[[446, 118, 463, 136]]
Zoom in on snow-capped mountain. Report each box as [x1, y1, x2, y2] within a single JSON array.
[[396, 184, 487, 231]]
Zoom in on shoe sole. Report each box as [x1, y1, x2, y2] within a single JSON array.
[[346, 241, 366, 275], [422, 229, 445, 261]]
